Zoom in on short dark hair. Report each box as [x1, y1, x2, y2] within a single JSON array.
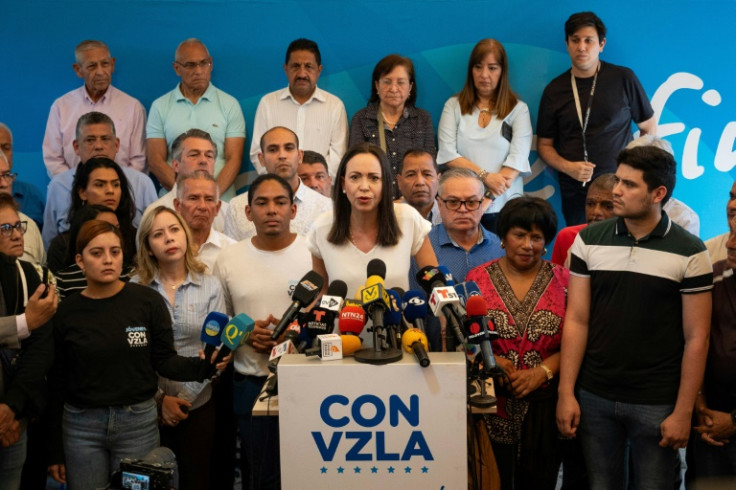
[[76, 111, 116, 142], [0, 193, 18, 213], [259, 126, 300, 154], [171, 128, 218, 162], [247, 174, 294, 207], [285, 38, 321, 66], [399, 149, 438, 174], [302, 150, 329, 173], [616, 146, 677, 205], [368, 54, 417, 106], [497, 197, 558, 245], [565, 12, 607, 41], [328, 143, 401, 246]]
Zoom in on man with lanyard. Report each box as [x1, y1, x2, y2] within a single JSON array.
[[537, 11, 656, 226]]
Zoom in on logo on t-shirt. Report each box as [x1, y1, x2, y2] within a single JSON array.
[[126, 326, 149, 348]]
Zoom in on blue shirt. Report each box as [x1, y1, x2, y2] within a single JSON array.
[[13, 180, 45, 227], [42, 164, 157, 248], [408, 224, 503, 350]]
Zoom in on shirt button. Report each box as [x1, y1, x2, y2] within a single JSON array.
[[371, 134, 375, 138], [392, 138, 395, 142], [392, 152, 396, 156]]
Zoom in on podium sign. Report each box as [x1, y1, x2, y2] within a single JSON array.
[[278, 353, 467, 489]]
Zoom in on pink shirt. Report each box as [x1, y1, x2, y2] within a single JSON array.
[[42, 85, 147, 175]]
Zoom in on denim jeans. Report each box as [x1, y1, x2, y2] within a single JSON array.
[[0, 429, 26, 490], [233, 374, 280, 490], [577, 388, 677, 490], [62, 398, 159, 490]]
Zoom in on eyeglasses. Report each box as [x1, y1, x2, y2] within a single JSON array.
[[438, 197, 483, 211], [0, 221, 27, 237], [0, 172, 17, 182], [175, 59, 212, 71], [379, 78, 410, 89]]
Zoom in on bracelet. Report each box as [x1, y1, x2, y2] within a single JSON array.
[[539, 364, 554, 381], [477, 169, 489, 184]]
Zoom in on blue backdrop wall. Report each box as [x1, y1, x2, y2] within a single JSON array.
[[2, 0, 733, 240]]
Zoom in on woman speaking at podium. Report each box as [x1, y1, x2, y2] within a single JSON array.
[[307, 143, 438, 298]]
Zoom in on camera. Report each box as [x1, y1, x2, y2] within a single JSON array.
[[110, 447, 179, 490]]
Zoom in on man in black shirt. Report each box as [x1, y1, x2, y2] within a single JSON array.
[[537, 11, 657, 226]]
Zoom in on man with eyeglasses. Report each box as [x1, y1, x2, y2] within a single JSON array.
[[396, 150, 442, 226], [42, 40, 147, 176], [0, 150, 45, 266], [408, 168, 503, 348], [250, 38, 347, 177], [147, 38, 245, 201], [0, 123, 45, 229]]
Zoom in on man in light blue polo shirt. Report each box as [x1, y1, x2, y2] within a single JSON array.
[[146, 38, 245, 201]]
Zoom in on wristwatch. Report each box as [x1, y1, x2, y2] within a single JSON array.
[[540, 363, 554, 381]]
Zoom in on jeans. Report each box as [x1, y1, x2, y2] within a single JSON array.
[[0, 429, 26, 490], [62, 398, 159, 490], [687, 429, 736, 484], [577, 388, 677, 490], [234, 373, 280, 490]]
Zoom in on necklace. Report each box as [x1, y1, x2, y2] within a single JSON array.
[[380, 110, 399, 126], [161, 278, 184, 290]]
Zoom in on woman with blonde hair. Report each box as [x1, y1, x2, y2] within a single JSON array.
[[134, 206, 226, 490]]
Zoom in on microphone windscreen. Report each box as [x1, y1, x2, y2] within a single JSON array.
[[438, 265, 455, 286], [402, 291, 428, 323], [366, 258, 386, 279], [401, 328, 428, 353], [221, 313, 255, 350], [465, 295, 488, 317], [200, 312, 229, 346], [338, 305, 366, 335], [326, 279, 348, 299], [415, 266, 446, 294], [291, 270, 325, 305], [341, 334, 363, 356]]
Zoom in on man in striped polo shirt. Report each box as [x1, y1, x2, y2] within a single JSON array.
[[556, 145, 713, 488]]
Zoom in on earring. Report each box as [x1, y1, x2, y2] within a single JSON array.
[[342, 189, 346, 194], [543, 247, 548, 254], [500, 242, 505, 249], [81, 268, 86, 276]]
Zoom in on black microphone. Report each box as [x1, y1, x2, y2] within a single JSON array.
[[358, 259, 390, 333], [304, 280, 348, 345], [464, 295, 501, 375], [271, 270, 325, 341]]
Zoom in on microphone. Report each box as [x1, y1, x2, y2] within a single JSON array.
[[271, 270, 325, 341], [338, 304, 366, 356], [384, 288, 403, 348], [214, 313, 256, 364], [200, 311, 229, 360], [268, 321, 302, 372], [415, 266, 466, 349], [464, 295, 500, 374], [358, 259, 391, 332], [402, 328, 430, 367], [304, 280, 348, 343], [438, 265, 455, 286], [454, 281, 481, 308], [402, 290, 428, 333]]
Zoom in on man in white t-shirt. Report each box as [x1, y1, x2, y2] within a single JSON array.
[[225, 126, 331, 240], [214, 173, 312, 490]]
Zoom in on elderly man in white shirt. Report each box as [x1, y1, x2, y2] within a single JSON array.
[[249, 39, 347, 177], [226, 126, 331, 241]]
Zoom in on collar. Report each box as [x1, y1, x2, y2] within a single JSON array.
[[615, 211, 671, 240], [175, 83, 215, 102], [293, 179, 308, 203], [279, 86, 325, 105], [152, 270, 199, 288], [81, 84, 112, 104], [202, 229, 228, 249], [438, 224, 486, 248]]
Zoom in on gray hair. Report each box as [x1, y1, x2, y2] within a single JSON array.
[[176, 170, 220, 201], [0, 150, 8, 166], [175, 38, 210, 61], [438, 167, 484, 195], [0, 123, 12, 143], [75, 112, 116, 141], [170, 129, 218, 163], [75, 40, 111, 64], [626, 134, 675, 157]]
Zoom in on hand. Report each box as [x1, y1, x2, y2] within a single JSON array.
[[493, 357, 515, 389], [25, 284, 58, 330], [659, 411, 691, 449], [160, 395, 191, 427], [483, 173, 510, 197], [0, 418, 21, 447], [250, 315, 279, 354], [0, 403, 15, 433], [565, 161, 596, 183], [198, 349, 233, 371], [556, 393, 581, 438], [507, 367, 546, 399], [48, 464, 66, 484], [694, 407, 736, 446]]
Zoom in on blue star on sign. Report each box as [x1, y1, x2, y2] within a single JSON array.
[[387, 466, 395, 474], [371, 466, 378, 474], [421, 466, 429, 473], [320, 467, 327, 474], [337, 466, 345, 474], [404, 466, 412, 473], [354, 466, 362, 474]]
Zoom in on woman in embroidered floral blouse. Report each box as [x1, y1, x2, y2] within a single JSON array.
[[466, 196, 568, 490]]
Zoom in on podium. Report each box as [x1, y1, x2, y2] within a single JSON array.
[[277, 352, 468, 490]]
